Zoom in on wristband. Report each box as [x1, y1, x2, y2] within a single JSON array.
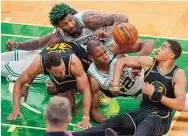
[[83, 116, 90, 120], [151, 90, 162, 102], [24, 83, 31, 88]]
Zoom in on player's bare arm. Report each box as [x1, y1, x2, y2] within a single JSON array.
[[70, 54, 92, 129], [88, 75, 107, 123], [111, 56, 154, 95], [160, 69, 186, 111], [109, 39, 156, 56], [6, 31, 64, 51], [7, 55, 42, 120], [84, 11, 129, 31], [128, 40, 156, 56], [22, 78, 35, 103]]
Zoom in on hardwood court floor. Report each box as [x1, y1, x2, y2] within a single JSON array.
[[1, 1, 188, 136]]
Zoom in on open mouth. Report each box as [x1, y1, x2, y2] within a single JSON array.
[[70, 27, 77, 32]]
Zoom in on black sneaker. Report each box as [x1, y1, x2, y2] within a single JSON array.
[[105, 128, 118, 136]]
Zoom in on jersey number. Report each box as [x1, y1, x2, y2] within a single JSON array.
[[46, 43, 72, 52], [121, 76, 135, 91]]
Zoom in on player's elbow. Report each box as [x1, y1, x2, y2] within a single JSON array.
[[115, 58, 127, 69], [141, 39, 156, 54], [175, 100, 185, 111], [114, 14, 129, 24], [149, 40, 156, 49], [176, 105, 184, 111], [123, 15, 129, 23]]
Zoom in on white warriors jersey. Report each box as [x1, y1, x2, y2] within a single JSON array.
[[57, 10, 94, 50], [87, 41, 144, 96]]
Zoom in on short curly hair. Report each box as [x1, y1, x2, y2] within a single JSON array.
[[167, 40, 182, 60], [49, 3, 72, 26], [45, 52, 62, 69]]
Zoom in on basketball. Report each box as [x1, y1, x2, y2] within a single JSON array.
[[112, 23, 138, 47]]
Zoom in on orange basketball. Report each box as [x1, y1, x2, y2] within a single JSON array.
[[112, 23, 138, 47]]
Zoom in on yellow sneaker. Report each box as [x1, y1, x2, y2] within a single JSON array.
[[99, 92, 110, 106]]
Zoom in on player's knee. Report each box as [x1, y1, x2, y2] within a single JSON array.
[[135, 120, 154, 136]]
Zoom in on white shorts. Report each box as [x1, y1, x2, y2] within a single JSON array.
[[1, 50, 48, 83]]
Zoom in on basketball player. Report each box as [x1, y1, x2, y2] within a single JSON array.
[[87, 38, 155, 123], [45, 96, 118, 136], [84, 40, 186, 136], [5, 3, 128, 51], [2, 4, 79, 83], [7, 42, 92, 129], [5, 3, 128, 105]]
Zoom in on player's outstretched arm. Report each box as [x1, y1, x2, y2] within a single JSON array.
[[70, 54, 92, 129], [84, 11, 129, 31], [111, 56, 154, 95], [130, 39, 156, 56], [7, 56, 42, 120], [88, 75, 107, 123], [6, 31, 64, 51], [109, 39, 156, 57], [6, 33, 53, 51]]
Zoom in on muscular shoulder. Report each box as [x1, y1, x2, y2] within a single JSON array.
[[174, 69, 186, 84], [70, 53, 80, 65], [70, 54, 84, 76], [83, 11, 114, 30]]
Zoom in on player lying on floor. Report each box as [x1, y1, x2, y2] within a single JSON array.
[[83, 40, 186, 136], [87, 37, 155, 123], [7, 42, 92, 129]]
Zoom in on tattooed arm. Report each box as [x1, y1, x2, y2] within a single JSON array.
[[6, 30, 64, 51], [84, 11, 129, 31]]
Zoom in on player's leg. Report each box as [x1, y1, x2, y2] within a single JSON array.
[[1, 51, 17, 61], [134, 115, 172, 136], [1, 60, 28, 80], [105, 128, 118, 136], [1, 59, 47, 83], [1, 50, 41, 61], [16, 50, 41, 60], [85, 113, 136, 135], [72, 128, 117, 136], [1, 50, 46, 82], [58, 90, 76, 109]]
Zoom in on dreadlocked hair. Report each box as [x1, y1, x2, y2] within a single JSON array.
[[49, 3, 72, 26]]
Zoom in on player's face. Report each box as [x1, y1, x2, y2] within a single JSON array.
[[154, 42, 174, 61], [48, 60, 66, 79], [59, 14, 77, 33], [93, 45, 110, 65]]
